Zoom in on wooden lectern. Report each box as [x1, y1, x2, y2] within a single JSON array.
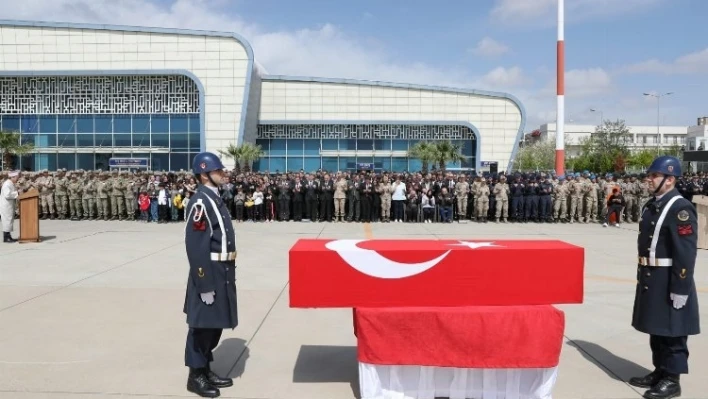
[[693, 195, 708, 250], [17, 189, 41, 243]]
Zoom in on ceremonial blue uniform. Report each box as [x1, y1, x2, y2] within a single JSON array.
[[183, 184, 238, 332], [183, 152, 237, 397], [629, 156, 700, 399]]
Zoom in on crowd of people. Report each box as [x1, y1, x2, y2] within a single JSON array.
[[1, 167, 706, 229]]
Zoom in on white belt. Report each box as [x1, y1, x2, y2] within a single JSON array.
[[211, 252, 237, 261], [638, 256, 672, 267]]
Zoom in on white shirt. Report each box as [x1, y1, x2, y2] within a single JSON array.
[[392, 182, 406, 200], [158, 189, 169, 206], [253, 191, 264, 205]]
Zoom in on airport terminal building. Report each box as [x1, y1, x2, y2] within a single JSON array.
[[0, 20, 526, 173]]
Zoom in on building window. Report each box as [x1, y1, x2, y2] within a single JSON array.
[[253, 124, 477, 173]]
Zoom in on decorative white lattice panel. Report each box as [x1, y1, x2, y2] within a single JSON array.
[[257, 124, 476, 140], [0, 75, 199, 115]]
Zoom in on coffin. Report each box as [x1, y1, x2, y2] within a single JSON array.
[[289, 239, 584, 308]]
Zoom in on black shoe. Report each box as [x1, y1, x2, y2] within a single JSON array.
[[187, 368, 220, 398], [643, 377, 681, 399], [3, 232, 16, 243], [206, 369, 233, 388], [629, 369, 664, 388]]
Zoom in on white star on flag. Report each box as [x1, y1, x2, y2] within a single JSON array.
[[447, 241, 501, 249]]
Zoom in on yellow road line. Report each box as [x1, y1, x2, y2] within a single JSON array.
[[363, 223, 374, 239]]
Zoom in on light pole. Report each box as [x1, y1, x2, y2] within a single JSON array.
[[590, 108, 603, 127], [643, 92, 673, 155]]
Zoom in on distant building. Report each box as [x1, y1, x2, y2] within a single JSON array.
[[529, 123, 688, 157], [0, 19, 526, 173]]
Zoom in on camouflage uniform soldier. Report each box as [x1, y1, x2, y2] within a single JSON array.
[[475, 179, 490, 222], [110, 171, 125, 220], [625, 175, 640, 222], [68, 174, 83, 221], [125, 173, 138, 220], [96, 172, 111, 220], [82, 173, 96, 219], [454, 175, 469, 220], [36, 170, 56, 219], [569, 175, 585, 223], [54, 170, 69, 219], [584, 175, 600, 223], [553, 176, 569, 221], [493, 175, 509, 222], [378, 177, 392, 222]]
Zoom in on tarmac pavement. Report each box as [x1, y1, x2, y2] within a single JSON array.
[[0, 218, 706, 399]]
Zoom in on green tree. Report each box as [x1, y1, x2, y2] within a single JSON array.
[[218, 142, 264, 173], [627, 149, 656, 170], [238, 142, 265, 173], [0, 129, 34, 171], [574, 119, 631, 173], [408, 141, 437, 174], [432, 141, 464, 172], [512, 138, 555, 172], [218, 143, 243, 175], [661, 144, 682, 157]]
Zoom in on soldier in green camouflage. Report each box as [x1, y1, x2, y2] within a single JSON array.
[[82, 172, 96, 220], [68, 173, 83, 221], [110, 170, 125, 220], [96, 172, 111, 220], [54, 170, 69, 219]]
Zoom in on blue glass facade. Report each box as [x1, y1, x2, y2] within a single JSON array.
[[0, 114, 201, 171], [0, 75, 202, 171], [253, 124, 477, 173]]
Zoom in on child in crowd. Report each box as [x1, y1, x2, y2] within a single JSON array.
[[138, 192, 150, 222]]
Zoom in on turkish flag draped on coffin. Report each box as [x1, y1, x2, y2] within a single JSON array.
[[289, 239, 584, 308]]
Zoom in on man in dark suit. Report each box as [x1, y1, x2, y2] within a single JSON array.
[[629, 156, 700, 399], [183, 152, 238, 397]]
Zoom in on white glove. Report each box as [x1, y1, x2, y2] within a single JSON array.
[[670, 293, 688, 309], [200, 291, 216, 305]]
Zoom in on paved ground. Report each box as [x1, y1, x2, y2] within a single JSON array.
[[0, 218, 706, 399]]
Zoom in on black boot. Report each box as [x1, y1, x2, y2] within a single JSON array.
[[206, 364, 233, 388], [643, 375, 681, 399], [187, 368, 220, 398], [4, 232, 16, 243], [629, 369, 664, 388]]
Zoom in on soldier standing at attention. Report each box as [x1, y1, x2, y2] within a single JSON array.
[[183, 152, 237, 398], [629, 156, 700, 399], [454, 175, 469, 222], [493, 175, 509, 222]]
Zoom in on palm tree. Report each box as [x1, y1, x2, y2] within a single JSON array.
[[237, 142, 265, 173], [218, 143, 243, 175], [408, 141, 437, 174], [433, 141, 464, 172], [0, 129, 34, 171]]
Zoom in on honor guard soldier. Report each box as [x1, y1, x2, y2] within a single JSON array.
[[630, 156, 700, 399], [183, 152, 238, 398]]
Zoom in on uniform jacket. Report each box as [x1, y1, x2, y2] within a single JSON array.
[[183, 184, 238, 330], [632, 187, 700, 337]]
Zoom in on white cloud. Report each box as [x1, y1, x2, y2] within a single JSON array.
[[542, 68, 613, 98], [481, 66, 529, 87], [490, 0, 666, 26], [469, 37, 509, 57], [622, 48, 708, 75]]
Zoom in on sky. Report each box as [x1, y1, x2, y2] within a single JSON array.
[[1, 0, 707, 132]]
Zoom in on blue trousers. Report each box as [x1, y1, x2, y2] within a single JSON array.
[[185, 328, 223, 368], [651, 335, 689, 375]]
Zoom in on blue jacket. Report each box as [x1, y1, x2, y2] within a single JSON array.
[[632, 188, 700, 337], [183, 184, 238, 329]]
